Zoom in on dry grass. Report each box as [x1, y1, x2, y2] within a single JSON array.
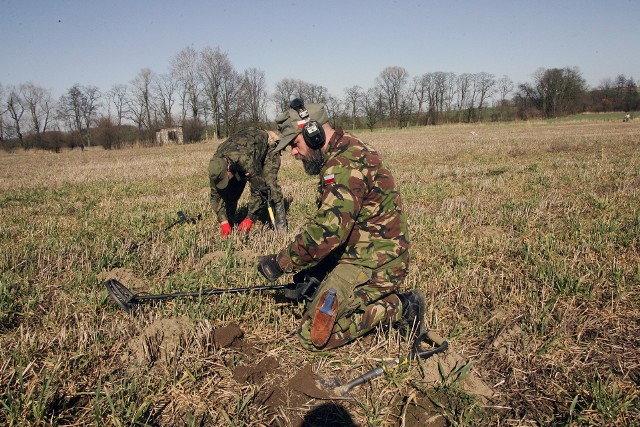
[[1, 120, 639, 426]]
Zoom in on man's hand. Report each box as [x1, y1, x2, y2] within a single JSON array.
[[259, 186, 271, 199], [221, 221, 232, 238], [238, 218, 253, 233], [257, 254, 284, 281]]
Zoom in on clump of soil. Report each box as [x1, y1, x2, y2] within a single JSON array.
[[120, 309, 493, 425], [194, 249, 257, 270], [233, 360, 344, 426], [402, 393, 447, 427], [99, 267, 148, 291], [233, 356, 280, 383], [126, 316, 194, 368], [421, 351, 494, 404], [125, 318, 246, 370], [212, 323, 244, 348]]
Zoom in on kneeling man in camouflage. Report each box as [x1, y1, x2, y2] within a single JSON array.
[[257, 99, 424, 350]]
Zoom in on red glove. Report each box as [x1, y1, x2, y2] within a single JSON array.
[[238, 218, 253, 233], [221, 222, 232, 238]]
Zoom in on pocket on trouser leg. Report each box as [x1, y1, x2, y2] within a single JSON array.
[[300, 264, 372, 350], [310, 288, 338, 347]]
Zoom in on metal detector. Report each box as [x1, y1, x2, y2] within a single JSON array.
[[258, 186, 276, 229], [128, 210, 201, 251], [105, 278, 293, 313]]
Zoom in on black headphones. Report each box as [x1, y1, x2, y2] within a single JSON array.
[[290, 98, 325, 149]]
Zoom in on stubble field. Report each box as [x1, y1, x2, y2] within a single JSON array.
[[1, 119, 639, 426]]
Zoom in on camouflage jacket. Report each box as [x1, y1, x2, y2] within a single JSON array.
[[277, 129, 410, 274], [209, 128, 281, 223]]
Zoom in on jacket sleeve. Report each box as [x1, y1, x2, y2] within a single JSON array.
[[277, 162, 367, 272], [209, 185, 228, 223]]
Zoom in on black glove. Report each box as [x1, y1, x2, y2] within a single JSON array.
[[258, 186, 271, 200], [257, 254, 284, 282]]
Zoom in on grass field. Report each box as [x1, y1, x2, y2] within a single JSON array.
[[1, 119, 639, 426]]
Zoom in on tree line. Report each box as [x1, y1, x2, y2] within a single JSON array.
[[1, 45, 638, 152]]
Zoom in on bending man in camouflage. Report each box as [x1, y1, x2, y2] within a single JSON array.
[[257, 100, 425, 351], [208, 128, 287, 237]]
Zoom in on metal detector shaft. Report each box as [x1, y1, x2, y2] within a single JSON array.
[[259, 186, 276, 229], [129, 211, 188, 251], [104, 278, 289, 312], [136, 283, 289, 301]]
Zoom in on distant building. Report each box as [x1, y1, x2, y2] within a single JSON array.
[[156, 127, 184, 145]]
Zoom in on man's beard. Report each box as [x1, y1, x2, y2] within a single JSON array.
[[301, 148, 324, 175]]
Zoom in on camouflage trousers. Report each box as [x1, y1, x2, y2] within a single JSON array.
[[298, 252, 409, 351]]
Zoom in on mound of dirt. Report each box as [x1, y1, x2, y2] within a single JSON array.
[[233, 360, 347, 426], [288, 364, 338, 400], [402, 393, 446, 427], [99, 267, 147, 291], [421, 351, 494, 404], [127, 316, 194, 368], [212, 323, 244, 348], [233, 355, 280, 383], [125, 318, 246, 370], [194, 249, 257, 270]]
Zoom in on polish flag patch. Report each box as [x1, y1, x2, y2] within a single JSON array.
[[323, 173, 335, 184], [297, 120, 306, 128]]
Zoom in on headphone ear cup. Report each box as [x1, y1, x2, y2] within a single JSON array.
[[303, 120, 325, 149]]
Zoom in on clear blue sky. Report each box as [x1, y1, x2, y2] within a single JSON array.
[[2, 0, 639, 100]]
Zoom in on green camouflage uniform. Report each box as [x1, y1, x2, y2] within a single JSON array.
[[276, 129, 411, 350], [209, 128, 283, 224]]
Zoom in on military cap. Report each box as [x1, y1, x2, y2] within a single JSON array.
[[208, 157, 229, 189], [275, 103, 329, 152]]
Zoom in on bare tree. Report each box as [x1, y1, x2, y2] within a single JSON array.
[[497, 75, 514, 106], [219, 69, 244, 136], [300, 83, 328, 104], [516, 67, 588, 119], [359, 87, 384, 131], [413, 75, 430, 125], [107, 84, 128, 126], [242, 67, 267, 124], [58, 84, 101, 146], [427, 72, 454, 124], [0, 83, 6, 142], [154, 73, 177, 127], [455, 73, 473, 122], [200, 46, 232, 138], [129, 68, 156, 133], [376, 66, 409, 120], [82, 86, 101, 145], [20, 82, 53, 139], [272, 78, 298, 113], [397, 80, 417, 128], [444, 72, 457, 118], [496, 75, 514, 119], [272, 78, 329, 115], [475, 72, 496, 120], [6, 86, 25, 145], [171, 47, 201, 123], [324, 95, 342, 128], [344, 85, 362, 129]]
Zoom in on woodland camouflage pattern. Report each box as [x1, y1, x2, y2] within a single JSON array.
[[276, 129, 411, 350], [209, 128, 283, 224]]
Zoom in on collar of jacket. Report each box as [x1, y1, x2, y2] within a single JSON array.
[[323, 128, 345, 160]]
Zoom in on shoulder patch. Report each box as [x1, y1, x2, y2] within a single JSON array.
[[323, 173, 335, 185]]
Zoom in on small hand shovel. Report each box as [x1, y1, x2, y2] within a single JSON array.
[[303, 330, 449, 400]]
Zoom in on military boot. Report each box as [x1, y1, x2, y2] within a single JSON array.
[[273, 201, 288, 232], [395, 290, 426, 339]]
